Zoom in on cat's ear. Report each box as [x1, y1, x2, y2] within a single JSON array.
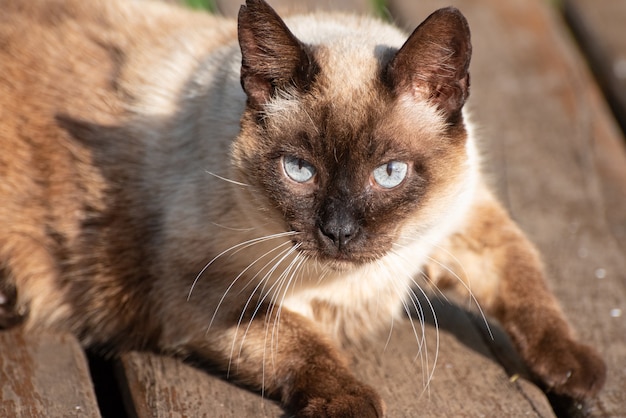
[[238, 0, 318, 109], [385, 7, 471, 122]]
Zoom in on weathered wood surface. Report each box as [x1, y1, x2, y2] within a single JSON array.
[[0, 328, 100, 417], [563, 0, 626, 254], [118, 0, 626, 417], [118, 305, 555, 417], [564, 0, 626, 138]]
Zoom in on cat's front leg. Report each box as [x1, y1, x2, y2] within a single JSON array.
[[181, 306, 384, 417], [427, 190, 606, 400]]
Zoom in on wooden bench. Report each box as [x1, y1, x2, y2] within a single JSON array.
[[2, 0, 625, 416]]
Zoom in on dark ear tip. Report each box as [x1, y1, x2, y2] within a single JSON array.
[[435, 6, 463, 15], [238, 0, 284, 28], [238, 0, 265, 20], [239, 0, 266, 13], [431, 6, 470, 31], [447, 7, 469, 28], [432, 6, 465, 19]]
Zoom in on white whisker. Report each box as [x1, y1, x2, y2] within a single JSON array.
[[271, 253, 308, 348], [262, 252, 308, 393], [206, 240, 294, 332], [423, 253, 493, 340], [210, 221, 258, 232], [393, 237, 493, 340], [230, 243, 302, 374], [224, 243, 295, 377], [188, 231, 296, 300], [205, 170, 251, 187], [387, 248, 440, 396]]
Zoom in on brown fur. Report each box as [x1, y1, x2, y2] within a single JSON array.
[[426, 187, 606, 399], [0, 0, 605, 416]]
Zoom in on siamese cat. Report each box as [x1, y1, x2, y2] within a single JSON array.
[[0, 0, 606, 416]]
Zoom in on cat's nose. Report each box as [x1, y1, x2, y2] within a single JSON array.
[[318, 196, 361, 251], [319, 222, 359, 250]]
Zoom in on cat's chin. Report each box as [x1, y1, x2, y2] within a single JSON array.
[[316, 254, 376, 272], [323, 259, 357, 272], [297, 241, 379, 272]]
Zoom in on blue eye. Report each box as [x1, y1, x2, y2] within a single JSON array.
[[283, 156, 316, 183], [372, 161, 408, 189]]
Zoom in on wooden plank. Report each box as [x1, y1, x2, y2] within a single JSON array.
[[0, 327, 100, 418], [564, 0, 626, 133], [118, 305, 554, 417], [563, 0, 626, 253], [389, 0, 626, 416], [353, 300, 555, 417], [118, 352, 283, 418]]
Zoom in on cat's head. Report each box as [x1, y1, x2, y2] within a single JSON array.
[[232, 0, 473, 269]]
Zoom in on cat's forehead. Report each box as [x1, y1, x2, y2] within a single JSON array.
[[259, 15, 450, 154], [262, 89, 448, 164], [287, 14, 406, 102], [286, 14, 407, 48], [262, 78, 447, 159]]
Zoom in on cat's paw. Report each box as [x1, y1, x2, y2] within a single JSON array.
[[530, 338, 606, 400], [291, 381, 385, 418], [0, 281, 26, 329]]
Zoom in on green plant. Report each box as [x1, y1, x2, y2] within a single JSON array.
[[184, 0, 216, 12], [371, 0, 390, 20]]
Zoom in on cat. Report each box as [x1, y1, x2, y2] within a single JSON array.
[[0, 0, 606, 416]]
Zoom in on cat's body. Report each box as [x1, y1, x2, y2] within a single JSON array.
[[0, 0, 605, 416]]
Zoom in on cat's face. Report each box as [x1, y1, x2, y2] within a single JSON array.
[[232, 1, 472, 269]]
